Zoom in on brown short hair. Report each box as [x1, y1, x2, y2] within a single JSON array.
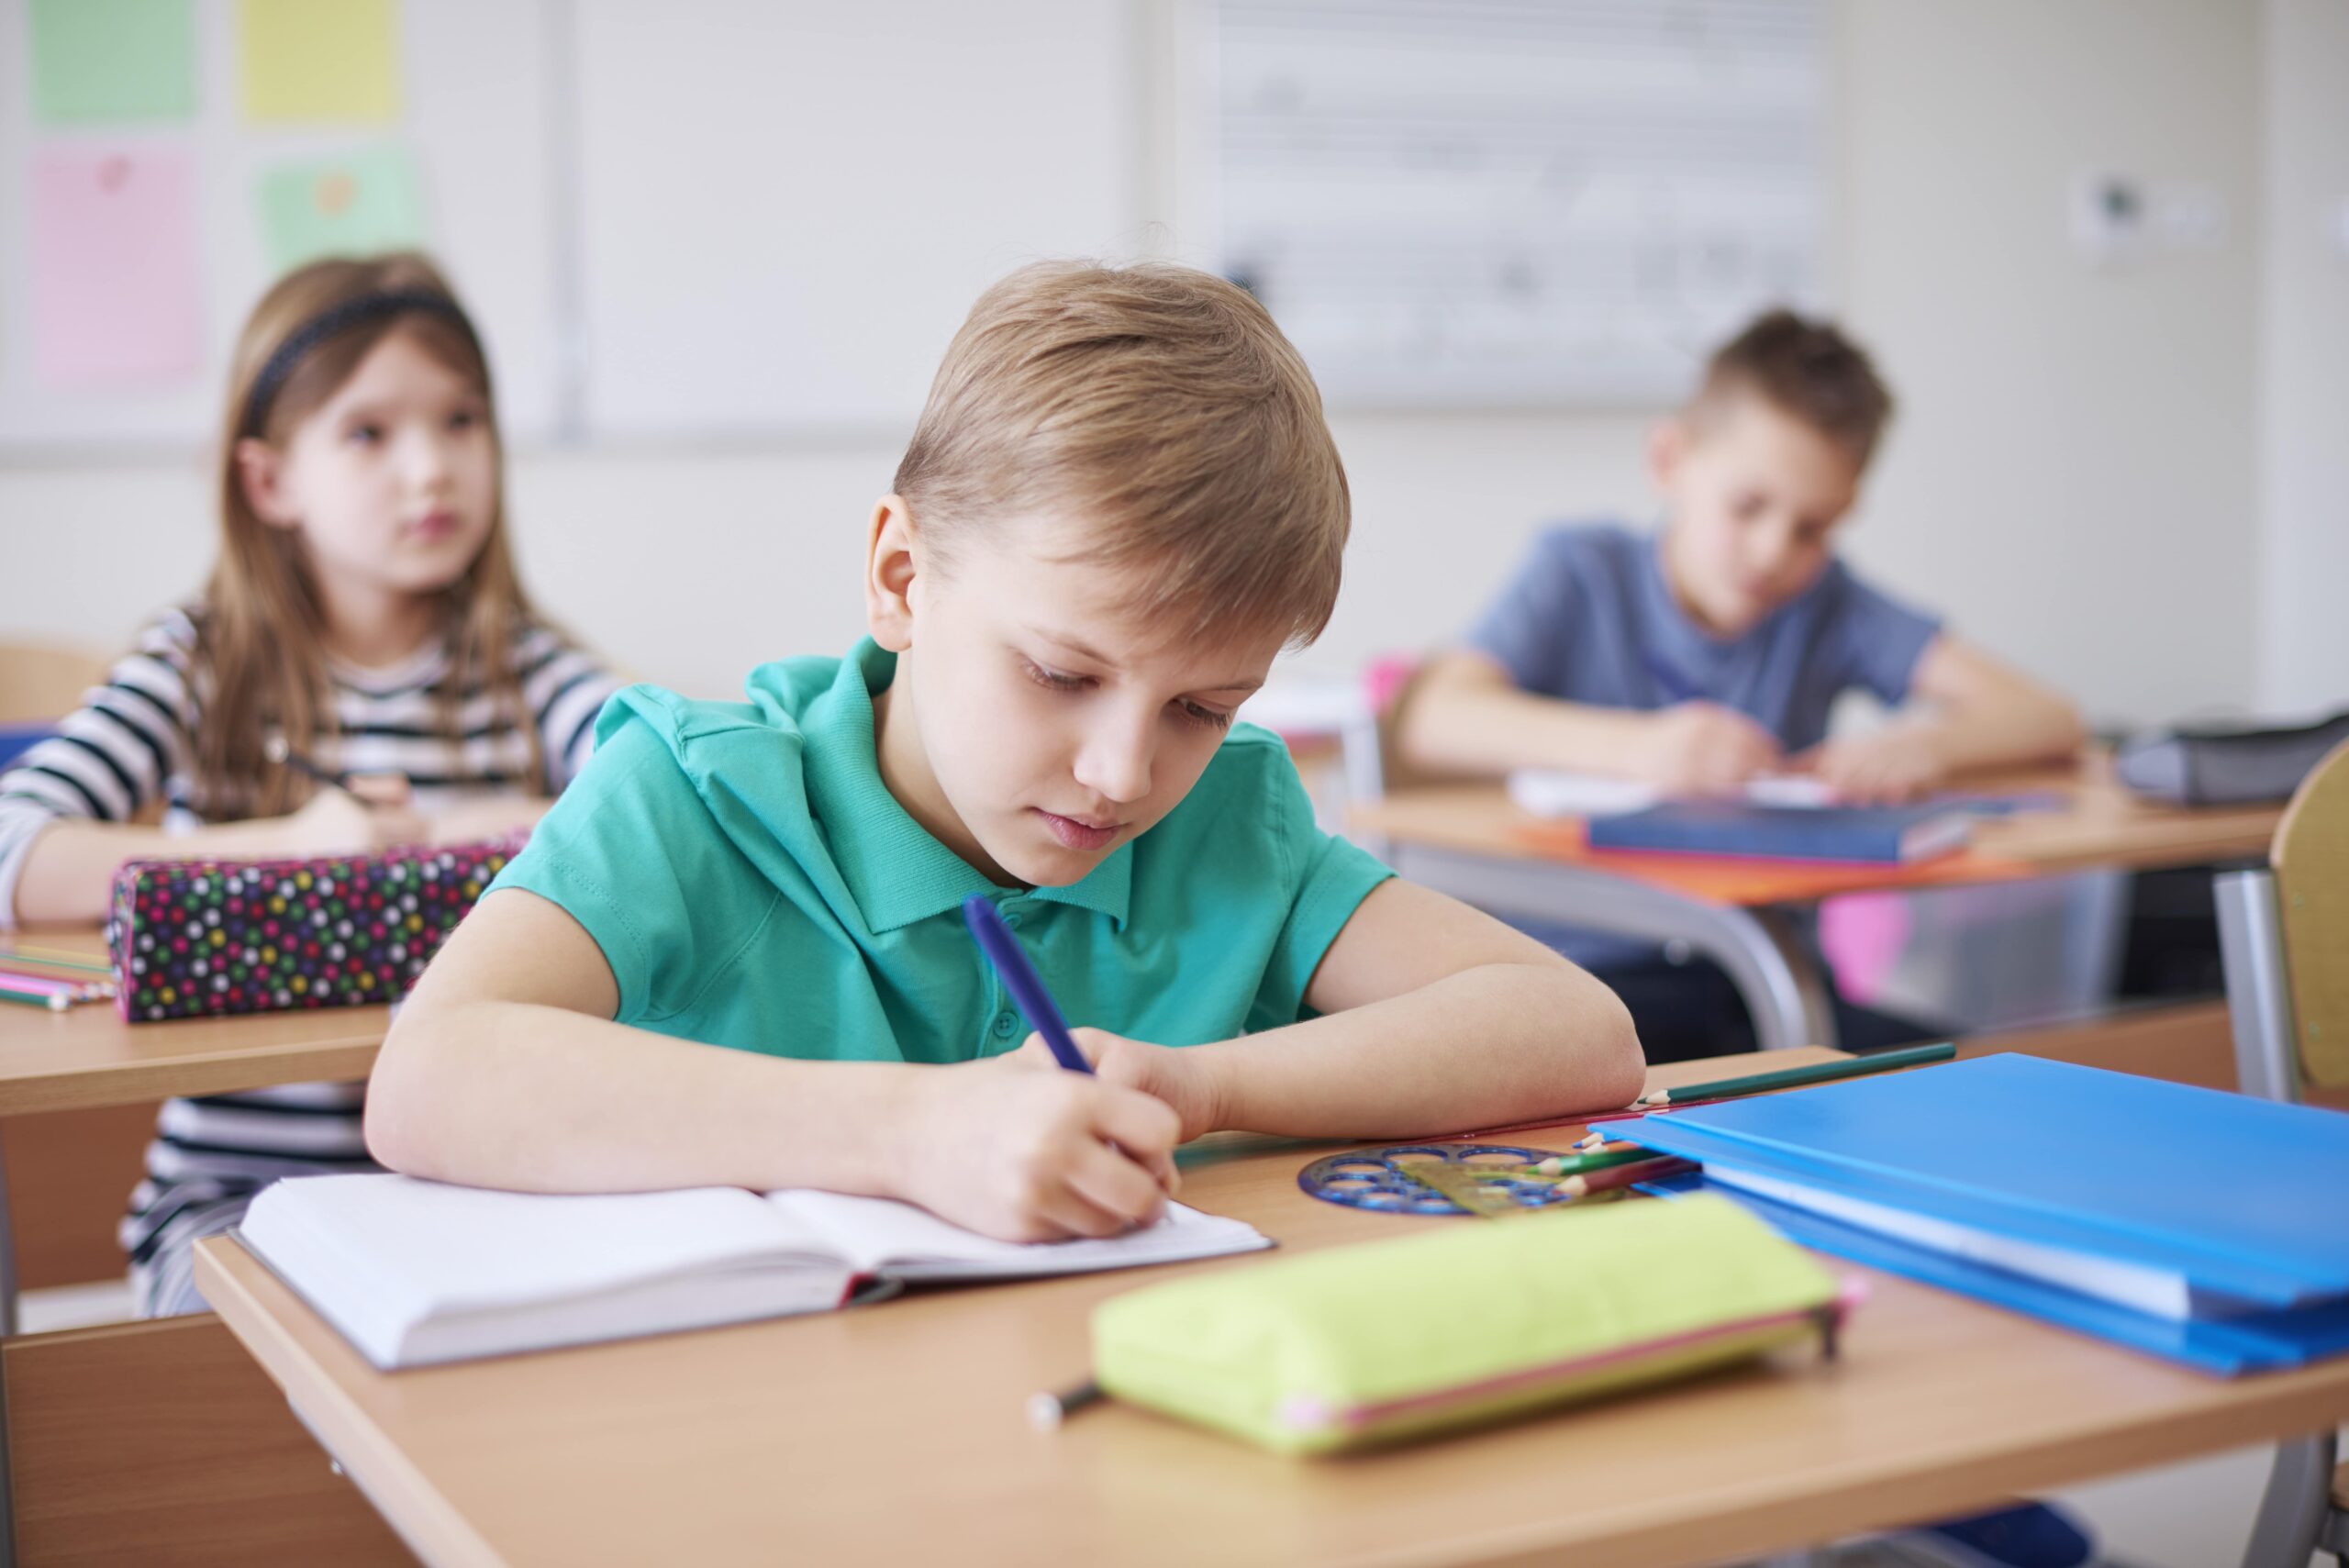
[[1691, 308, 1895, 467], [893, 261, 1350, 650]]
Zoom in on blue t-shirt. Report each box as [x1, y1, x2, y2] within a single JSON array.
[[1464, 522, 1942, 753]]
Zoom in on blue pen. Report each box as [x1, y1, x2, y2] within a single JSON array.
[[962, 894, 1092, 1073]]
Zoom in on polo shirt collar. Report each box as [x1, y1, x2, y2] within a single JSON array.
[[798, 639, 1134, 935]]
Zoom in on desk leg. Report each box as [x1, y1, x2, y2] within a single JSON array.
[[2240, 1430, 2336, 1568], [0, 1122, 16, 1568], [1384, 845, 1840, 1051]]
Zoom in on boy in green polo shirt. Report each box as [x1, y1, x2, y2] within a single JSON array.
[[367, 261, 1643, 1243]]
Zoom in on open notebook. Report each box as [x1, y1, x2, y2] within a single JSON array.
[[241, 1173, 1271, 1369]]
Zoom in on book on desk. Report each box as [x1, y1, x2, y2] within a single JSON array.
[[1585, 799, 1974, 864], [241, 1173, 1270, 1369], [1628, 1053, 2349, 1373]]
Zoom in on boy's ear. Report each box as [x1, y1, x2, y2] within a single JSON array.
[[863, 494, 921, 652], [233, 439, 300, 529], [1645, 417, 1688, 494]]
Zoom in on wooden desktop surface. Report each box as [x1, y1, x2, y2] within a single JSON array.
[[195, 1048, 2349, 1568], [1352, 756, 2284, 907], [0, 929, 385, 1115]]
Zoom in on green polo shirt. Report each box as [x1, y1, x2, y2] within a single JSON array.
[[487, 639, 1393, 1061]]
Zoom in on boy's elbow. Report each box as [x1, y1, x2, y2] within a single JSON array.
[[362, 1016, 451, 1176], [1585, 984, 1646, 1108], [1391, 653, 1486, 773]]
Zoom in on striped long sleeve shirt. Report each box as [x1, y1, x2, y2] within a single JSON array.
[[0, 605, 623, 1315]]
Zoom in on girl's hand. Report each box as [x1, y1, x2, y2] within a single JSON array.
[[273, 775, 431, 858], [1008, 1028, 1228, 1144], [1795, 731, 1948, 805], [888, 1054, 1182, 1243]]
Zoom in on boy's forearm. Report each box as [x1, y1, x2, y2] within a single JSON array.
[[1912, 694, 2085, 776], [366, 999, 918, 1195], [1195, 962, 1643, 1140], [1399, 672, 1654, 779]]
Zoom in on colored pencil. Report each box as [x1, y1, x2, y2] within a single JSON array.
[[0, 963, 112, 995], [1522, 1144, 1659, 1179], [1560, 1155, 1696, 1197], [1634, 1042, 1956, 1108], [0, 970, 110, 1004], [0, 984, 68, 1012], [0, 945, 112, 975]]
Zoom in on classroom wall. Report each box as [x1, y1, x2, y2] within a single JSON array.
[[2258, 0, 2349, 718], [0, 2, 2292, 726]]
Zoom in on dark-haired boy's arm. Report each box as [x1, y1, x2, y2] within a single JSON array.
[[1798, 635, 2084, 804], [1397, 650, 1782, 795], [1019, 877, 1647, 1140]]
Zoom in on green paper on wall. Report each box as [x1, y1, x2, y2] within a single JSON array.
[[30, 0, 197, 123], [239, 0, 400, 123], [258, 147, 424, 269]]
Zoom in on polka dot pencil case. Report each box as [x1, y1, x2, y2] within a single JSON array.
[[106, 838, 521, 1022]]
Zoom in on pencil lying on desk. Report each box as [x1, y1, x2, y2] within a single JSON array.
[[1633, 1042, 1955, 1109], [0, 945, 113, 976], [1557, 1155, 1695, 1197], [1525, 1143, 1659, 1178]]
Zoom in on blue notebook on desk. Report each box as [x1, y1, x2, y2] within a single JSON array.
[[1628, 1054, 2349, 1373], [1584, 800, 1972, 863]]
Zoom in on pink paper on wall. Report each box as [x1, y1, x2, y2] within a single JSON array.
[[30, 145, 206, 388]]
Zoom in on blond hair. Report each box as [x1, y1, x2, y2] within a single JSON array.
[[893, 261, 1349, 650], [1691, 308, 1896, 468], [200, 252, 541, 816]]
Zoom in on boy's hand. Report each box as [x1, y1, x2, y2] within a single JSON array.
[[1638, 703, 1783, 796], [1796, 730, 1948, 805], [1008, 1028, 1227, 1143], [891, 1055, 1181, 1243]]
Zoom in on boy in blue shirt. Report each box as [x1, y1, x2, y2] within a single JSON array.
[[1397, 310, 2082, 1058], [367, 262, 1643, 1241]]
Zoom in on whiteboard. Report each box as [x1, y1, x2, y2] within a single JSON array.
[[0, 0, 1135, 451], [1198, 0, 1825, 407], [0, 0, 563, 450], [572, 0, 1138, 439]]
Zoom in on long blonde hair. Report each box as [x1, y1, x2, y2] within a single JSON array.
[[201, 253, 541, 817]]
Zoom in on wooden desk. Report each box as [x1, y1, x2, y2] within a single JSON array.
[[194, 1050, 2349, 1568], [1352, 759, 2282, 1053], [0, 929, 394, 1567], [0, 929, 387, 1118]]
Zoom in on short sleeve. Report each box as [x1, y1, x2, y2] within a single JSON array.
[[1463, 531, 1585, 696], [1816, 566, 1943, 707], [487, 696, 773, 1024], [1245, 756, 1394, 1032]]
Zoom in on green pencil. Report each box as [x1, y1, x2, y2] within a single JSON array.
[[1518, 1144, 1661, 1179], [1634, 1042, 1956, 1108]]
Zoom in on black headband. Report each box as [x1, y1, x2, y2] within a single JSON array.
[[240, 290, 483, 439]]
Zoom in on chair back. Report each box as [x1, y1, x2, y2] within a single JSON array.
[[2272, 737, 2349, 1089]]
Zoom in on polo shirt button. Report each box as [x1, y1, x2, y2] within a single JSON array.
[[1000, 910, 1022, 930], [992, 1012, 1021, 1040]]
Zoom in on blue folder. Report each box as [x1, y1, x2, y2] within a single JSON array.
[[1627, 1054, 2349, 1373], [1584, 800, 1972, 863]]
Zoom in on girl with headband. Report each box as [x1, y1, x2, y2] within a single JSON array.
[[0, 252, 623, 1315]]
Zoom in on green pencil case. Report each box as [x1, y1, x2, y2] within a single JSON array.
[[1092, 1194, 1850, 1456]]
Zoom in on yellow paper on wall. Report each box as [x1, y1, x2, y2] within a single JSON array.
[[239, 0, 401, 123]]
